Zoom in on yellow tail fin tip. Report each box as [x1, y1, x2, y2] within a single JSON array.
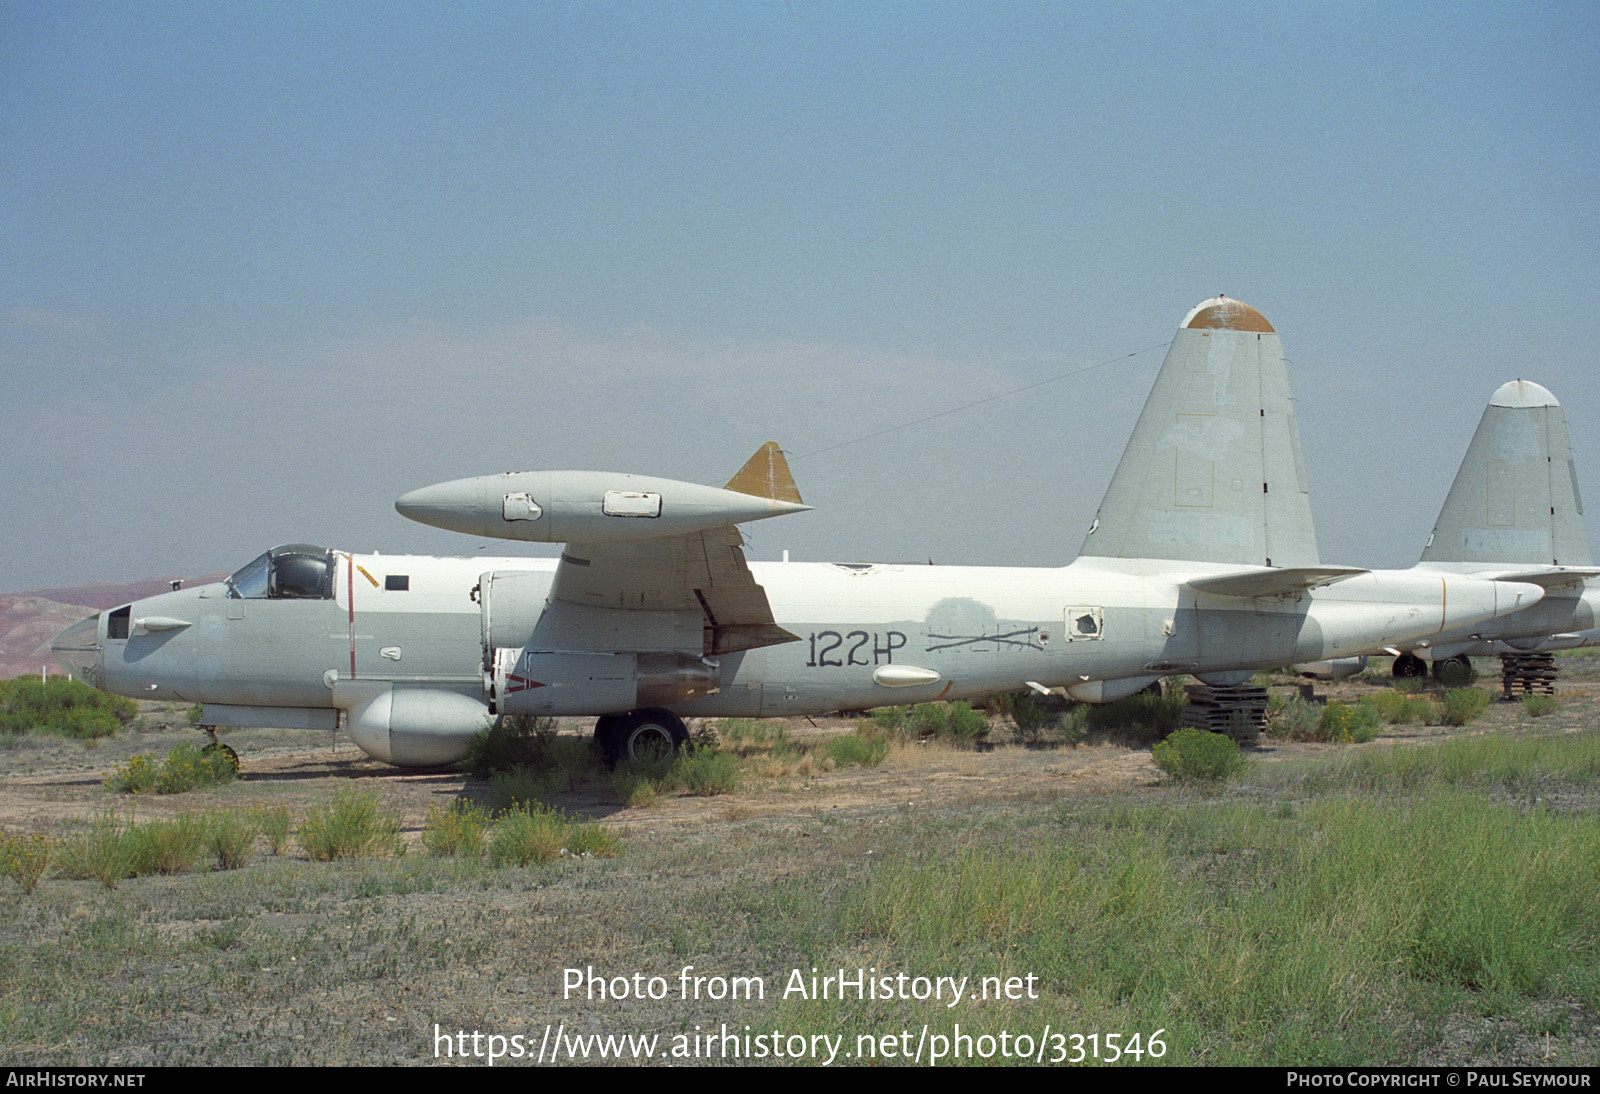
[[724, 441, 804, 505]]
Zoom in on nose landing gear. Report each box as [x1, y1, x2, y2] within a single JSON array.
[[199, 726, 241, 773]]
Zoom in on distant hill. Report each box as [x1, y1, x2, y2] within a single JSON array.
[[10, 575, 227, 611], [0, 574, 226, 680]]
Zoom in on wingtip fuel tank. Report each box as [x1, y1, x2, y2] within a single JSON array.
[[396, 468, 811, 544]]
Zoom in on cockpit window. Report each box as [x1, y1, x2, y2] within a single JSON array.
[[227, 553, 271, 599], [227, 544, 334, 600]]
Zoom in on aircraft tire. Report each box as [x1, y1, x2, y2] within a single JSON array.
[[202, 741, 240, 773], [607, 709, 688, 769], [1432, 653, 1473, 681], [1392, 652, 1427, 678]]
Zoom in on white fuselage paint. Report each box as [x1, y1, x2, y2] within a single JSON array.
[[85, 549, 1535, 725]]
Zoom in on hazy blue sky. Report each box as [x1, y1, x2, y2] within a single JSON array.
[[4, 1, 1597, 591]]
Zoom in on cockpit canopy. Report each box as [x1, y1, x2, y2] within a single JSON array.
[[226, 544, 336, 600]]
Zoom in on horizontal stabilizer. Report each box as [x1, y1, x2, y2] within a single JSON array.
[[1472, 567, 1600, 589], [1187, 566, 1368, 599]]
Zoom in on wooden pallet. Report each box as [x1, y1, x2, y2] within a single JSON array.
[[1181, 684, 1268, 742], [1499, 653, 1557, 697]]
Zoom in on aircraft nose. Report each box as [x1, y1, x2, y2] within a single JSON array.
[[51, 614, 103, 686]]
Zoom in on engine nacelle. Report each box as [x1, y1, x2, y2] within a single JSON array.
[[344, 686, 493, 767], [491, 648, 718, 715]]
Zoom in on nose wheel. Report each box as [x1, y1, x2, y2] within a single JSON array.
[[199, 727, 241, 773]]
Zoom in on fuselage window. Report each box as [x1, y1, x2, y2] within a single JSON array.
[[385, 575, 410, 591]]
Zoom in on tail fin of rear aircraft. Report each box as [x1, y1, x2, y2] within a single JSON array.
[[1421, 380, 1592, 567], [1079, 297, 1321, 568]]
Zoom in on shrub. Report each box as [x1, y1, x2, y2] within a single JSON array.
[[55, 812, 140, 889], [299, 791, 404, 861], [489, 806, 569, 866], [486, 767, 564, 812], [206, 809, 260, 870], [0, 676, 137, 738], [564, 819, 623, 858], [1319, 701, 1383, 744], [0, 832, 52, 895], [1367, 690, 1432, 726], [462, 714, 561, 777], [129, 814, 208, 875], [252, 806, 292, 855], [1083, 689, 1185, 746], [670, 748, 742, 796], [827, 733, 889, 768], [1152, 728, 1249, 781], [1434, 687, 1491, 727], [1266, 693, 1322, 739], [422, 802, 492, 858], [104, 743, 238, 794], [611, 765, 663, 808], [989, 690, 1056, 742], [488, 805, 620, 865], [907, 701, 990, 746], [1522, 694, 1562, 718], [869, 706, 908, 735]]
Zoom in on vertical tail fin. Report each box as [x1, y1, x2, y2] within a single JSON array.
[[1421, 380, 1591, 567], [1080, 297, 1320, 568]]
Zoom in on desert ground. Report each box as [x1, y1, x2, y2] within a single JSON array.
[[1, 664, 1596, 1067]]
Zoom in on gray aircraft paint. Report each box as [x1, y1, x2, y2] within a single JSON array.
[[1389, 380, 1600, 660], [54, 300, 1547, 766]]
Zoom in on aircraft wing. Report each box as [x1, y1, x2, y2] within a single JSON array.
[[549, 522, 798, 654], [399, 442, 807, 656], [1186, 566, 1368, 599]]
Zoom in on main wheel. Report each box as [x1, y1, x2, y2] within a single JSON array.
[[1392, 652, 1427, 678], [606, 709, 688, 768]]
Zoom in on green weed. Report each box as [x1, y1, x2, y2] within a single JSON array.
[[826, 733, 889, 768], [104, 743, 237, 795], [421, 802, 491, 858], [1433, 687, 1490, 726], [298, 791, 404, 862], [205, 809, 260, 870], [488, 806, 569, 866], [0, 675, 136, 738], [1152, 728, 1249, 781], [0, 832, 52, 895], [669, 748, 742, 796]]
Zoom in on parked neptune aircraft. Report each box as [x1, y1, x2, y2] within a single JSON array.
[[1374, 379, 1599, 678], [53, 298, 1547, 767]]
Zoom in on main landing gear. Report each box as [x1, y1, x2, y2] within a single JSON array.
[[593, 709, 689, 769], [1391, 652, 1427, 678]]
